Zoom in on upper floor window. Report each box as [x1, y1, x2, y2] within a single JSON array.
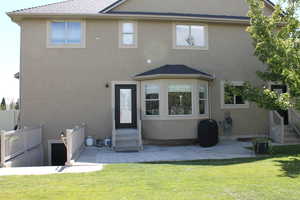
[[174, 24, 208, 50], [221, 81, 249, 109], [119, 21, 137, 48], [47, 20, 85, 48]]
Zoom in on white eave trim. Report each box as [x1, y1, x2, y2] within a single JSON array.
[[7, 13, 251, 25]]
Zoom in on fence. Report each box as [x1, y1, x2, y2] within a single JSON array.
[[269, 110, 284, 143], [64, 124, 85, 166], [0, 110, 19, 131], [0, 126, 43, 168], [290, 109, 300, 136]]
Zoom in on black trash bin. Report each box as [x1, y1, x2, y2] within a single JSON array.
[[198, 119, 219, 147]]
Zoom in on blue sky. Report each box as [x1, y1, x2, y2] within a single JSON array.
[[0, 0, 279, 102], [0, 0, 61, 102]]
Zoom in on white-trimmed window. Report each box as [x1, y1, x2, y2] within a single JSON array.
[[142, 80, 209, 120], [119, 21, 137, 48], [47, 20, 85, 48], [145, 84, 160, 116], [199, 85, 208, 114], [221, 81, 249, 109], [168, 84, 192, 115], [174, 24, 208, 49]]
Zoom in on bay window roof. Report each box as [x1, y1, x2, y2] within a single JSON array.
[[134, 64, 214, 81]]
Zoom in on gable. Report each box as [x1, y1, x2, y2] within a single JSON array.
[[110, 0, 274, 17]]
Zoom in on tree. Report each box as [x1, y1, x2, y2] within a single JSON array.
[[1, 97, 6, 111], [229, 0, 300, 111]]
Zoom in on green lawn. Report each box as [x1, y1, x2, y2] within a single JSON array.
[[0, 145, 300, 200]]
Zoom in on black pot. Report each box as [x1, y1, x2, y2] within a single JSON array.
[[254, 142, 269, 154]]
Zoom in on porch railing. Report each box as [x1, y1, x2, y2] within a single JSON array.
[[1, 126, 43, 168], [269, 110, 284, 143], [64, 123, 86, 166], [290, 109, 300, 136]]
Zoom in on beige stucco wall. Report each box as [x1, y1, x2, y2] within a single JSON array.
[[113, 0, 274, 16], [20, 18, 269, 161]]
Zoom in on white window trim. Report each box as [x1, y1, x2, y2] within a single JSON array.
[[198, 84, 209, 115], [220, 80, 250, 109], [167, 83, 194, 117], [141, 79, 209, 120], [172, 22, 209, 50], [119, 21, 138, 48], [46, 20, 86, 48], [144, 84, 160, 117]]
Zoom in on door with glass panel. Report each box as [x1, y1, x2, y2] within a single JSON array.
[[115, 85, 137, 129]]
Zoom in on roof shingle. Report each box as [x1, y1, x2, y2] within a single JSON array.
[[8, 0, 275, 15], [8, 0, 118, 14], [134, 65, 214, 80]]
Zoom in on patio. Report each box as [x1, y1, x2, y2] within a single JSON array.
[[74, 140, 255, 165]]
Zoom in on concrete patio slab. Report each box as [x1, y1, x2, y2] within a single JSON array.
[[0, 165, 103, 176], [74, 140, 255, 165]]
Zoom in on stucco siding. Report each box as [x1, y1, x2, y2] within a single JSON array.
[[112, 0, 274, 16], [20, 19, 269, 161]]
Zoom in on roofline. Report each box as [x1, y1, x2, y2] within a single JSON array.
[[100, 0, 128, 13], [106, 11, 250, 20], [133, 74, 215, 81], [7, 12, 251, 25]]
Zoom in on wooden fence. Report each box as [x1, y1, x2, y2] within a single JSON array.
[[0, 126, 43, 168], [64, 124, 85, 166]]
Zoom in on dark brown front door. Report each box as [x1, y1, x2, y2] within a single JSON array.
[[271, 85, 289, 125], [115, 84, 137, 129]]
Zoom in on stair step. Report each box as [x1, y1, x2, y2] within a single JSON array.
[[116, 139, 138, 146], [116, 136, 139, 141], [115, 146, 140, 152]]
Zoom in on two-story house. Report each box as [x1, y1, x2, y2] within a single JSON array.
[[8, 0, 279, 164]]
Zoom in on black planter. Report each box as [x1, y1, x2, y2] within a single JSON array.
[[254, 142, 269, 154]]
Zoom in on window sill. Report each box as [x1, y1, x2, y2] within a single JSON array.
[[119, 45, 138, 48], [46, 44, 86, 49], [173, 46, 208, 50], [142, 115, 209, 121], [221, 104, 250, 109]]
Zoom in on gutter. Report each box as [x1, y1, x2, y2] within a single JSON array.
[[7, 12, 251, 25]]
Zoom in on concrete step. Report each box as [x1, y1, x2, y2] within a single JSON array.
[[114, 128, 140, 152], [116, 128, 138, 136], [284, 134, 300, 144], [115, 146, 140, 152], [116, 139, 139, 147]]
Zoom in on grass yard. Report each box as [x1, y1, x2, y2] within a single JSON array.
[[0, 145, 300, 200]]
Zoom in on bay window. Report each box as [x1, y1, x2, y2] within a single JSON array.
[[199, 86, 208, 114], [145, 84, 160, 116], [168, 85, 192, 115], [142, 80, 209, 119]]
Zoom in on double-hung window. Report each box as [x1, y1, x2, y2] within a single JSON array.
[[48, 21, 85, 48], [199, 85, 208, 114], [174, 24, 208, 49], [119, 21, 137, 48], [221, 81, 249, 109], [145, 84, 160, 116]]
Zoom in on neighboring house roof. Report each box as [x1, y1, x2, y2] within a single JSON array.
[[134, 65, 214, 80], [8, 0, 275, 16]]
